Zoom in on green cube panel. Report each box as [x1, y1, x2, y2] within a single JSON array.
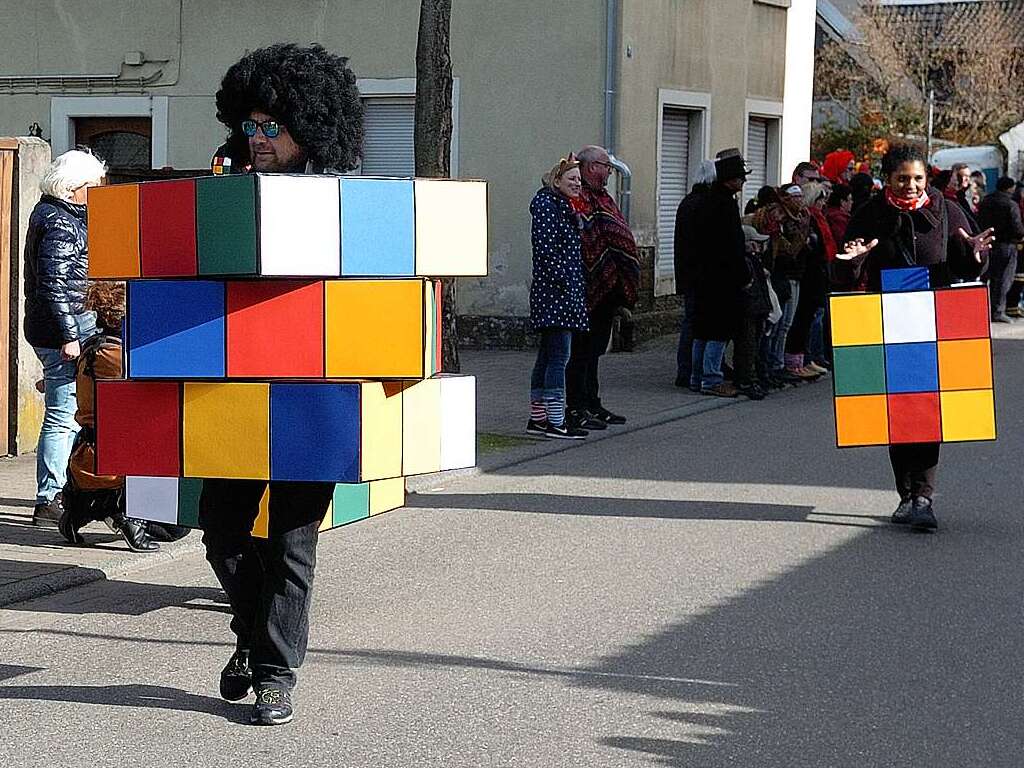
[[177, 477, 204, 528], [332, 482, 370, 527], [833, 345, 886, 396], [196, 175, 258, 275]]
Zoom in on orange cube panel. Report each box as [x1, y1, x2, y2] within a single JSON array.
[[937, 339, 992, 391], [835, 395, 889, 447], [88, 184, 140, 278]]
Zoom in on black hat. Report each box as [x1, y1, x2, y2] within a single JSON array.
[[715, 148, 749, 182]]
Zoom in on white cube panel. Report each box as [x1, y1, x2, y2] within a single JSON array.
[[882, 291, 936, 343], [259, 175, 341, 276], [126, 476, 179, 524], [414, 179, 488, 276], [440, 374, 476, 471]]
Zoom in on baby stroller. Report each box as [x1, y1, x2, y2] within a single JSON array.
[[58, 332, 189, 551]]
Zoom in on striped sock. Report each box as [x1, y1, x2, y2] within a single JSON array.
[[530, 401, 546, 422], [545, 399, 565, 427]]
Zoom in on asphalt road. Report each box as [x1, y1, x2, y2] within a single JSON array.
[[1, 338, 1022, 767]]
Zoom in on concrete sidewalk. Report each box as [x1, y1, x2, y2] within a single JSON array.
[[2, 322, 1022, 607]]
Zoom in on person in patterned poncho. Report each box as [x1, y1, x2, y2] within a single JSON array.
[[564, 145, 640, 430], [527, 154, 590, 440]]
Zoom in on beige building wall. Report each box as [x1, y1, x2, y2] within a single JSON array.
[[0, 0, 606, 320]]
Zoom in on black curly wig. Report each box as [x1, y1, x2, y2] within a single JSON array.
[[216, 43, 364, 171]]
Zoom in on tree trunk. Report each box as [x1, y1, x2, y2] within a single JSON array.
[[415, 0, 459, 373]]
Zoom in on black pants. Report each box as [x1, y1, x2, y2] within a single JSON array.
[[566, 301, 617, 412], [888, 443, 940, 501], [734, 315, 766, 388], [200, 479, 334, 689], [988, 242, 1018, 317]]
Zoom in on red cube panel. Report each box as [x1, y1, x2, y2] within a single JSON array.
[[226, 280, 325, 377], [887, 392, 941, 444], [140, 179, 197, 276], [935, 286, 989, 340], [95, 381, 181, 476]]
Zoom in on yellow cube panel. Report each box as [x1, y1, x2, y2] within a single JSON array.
[[414, 180, 488, 276], [184, 383, 270, 479], [941, 389, 996, 442], [402, 377, 442, 475], [360, 382, 403, 481], [835, 394, 889, 447], [938, 339, 992, 391], [369, 477, 406, 516], [830, 294, 883, 347], [88, 184, 140, 278], [325, 280, 425, 378], [251, 486, 271, 539]]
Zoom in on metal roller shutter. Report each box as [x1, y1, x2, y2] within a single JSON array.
[[657, 107, 692, 284], [745, 118, 769, 207], [360, 97, 416, 176]]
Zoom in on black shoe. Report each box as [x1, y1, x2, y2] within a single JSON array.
[[737, 384, 766, 401], [592, 406, 626, 425], [32, 495, 63, 528], [525, 419, 548, 437], [890, 498, 914, 525], [57, 505, 86, 545], [568, 409, 606, 431], [674, 376, 691, 388], [544, 423, 587, 440], [250, 685, 293, 726], [908, 496, 938, 531], [992, 314, 1015, 324], [220, 650, 253, 701], [106, 514, 160, 553]]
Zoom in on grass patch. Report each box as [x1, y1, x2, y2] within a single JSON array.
[[477, 432, 536, 455]]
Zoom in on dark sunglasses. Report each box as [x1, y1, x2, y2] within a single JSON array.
[[241, 119, 283, 139]]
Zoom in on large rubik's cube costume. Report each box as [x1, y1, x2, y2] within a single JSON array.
[[829, 267, 996, 447], [87, 173, 487, 535]]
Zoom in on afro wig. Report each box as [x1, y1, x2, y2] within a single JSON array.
[[216, 43, 364, 172]]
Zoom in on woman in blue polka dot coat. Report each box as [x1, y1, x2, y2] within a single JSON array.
[[527, 154, 590, 439]]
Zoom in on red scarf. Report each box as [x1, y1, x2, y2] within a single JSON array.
[[808, 207, 838, 262], [885, 188, 931, 212]]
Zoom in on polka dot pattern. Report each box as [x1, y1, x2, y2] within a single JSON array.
[[528, 187, 589, 332]]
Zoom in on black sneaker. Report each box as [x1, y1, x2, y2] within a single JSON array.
[[592, 406, 626, 425], [908, 496, 938, 531], [738, 384, 766, 401], [219, 650, 252, 701], [890, 498, 914, 525], [250, 685, 293, 726], [568, 409, 606, 431], [525, 419, 548, 437], [544, 423, 587, 440], [32, 495, 63, 528]]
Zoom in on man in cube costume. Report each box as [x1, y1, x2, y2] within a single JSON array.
[[835, 144, 993, 531], [202, 43, 364, 725]]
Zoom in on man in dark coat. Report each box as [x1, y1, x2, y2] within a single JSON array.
[[688, 150, 751, 397], [673, 161, 715, 388], [977, 176, 1024, 322]]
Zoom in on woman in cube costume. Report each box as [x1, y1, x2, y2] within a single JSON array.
[[835, 144, 993, 531]]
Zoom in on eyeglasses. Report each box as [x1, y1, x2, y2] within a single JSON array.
[[241, 119, 284, 139], [593, 161, 614, 169]]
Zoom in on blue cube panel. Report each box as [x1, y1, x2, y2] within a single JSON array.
[[885, 342, 938, 393], [881, 267, 930, 293], [340, 178, 415, 276], [270, 383, 360, 482], [128, 281, 225, 378]]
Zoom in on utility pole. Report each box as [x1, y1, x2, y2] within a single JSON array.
[[926, 87, 935, 161]]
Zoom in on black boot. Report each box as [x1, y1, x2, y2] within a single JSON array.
[[106, 513, 160, 552]]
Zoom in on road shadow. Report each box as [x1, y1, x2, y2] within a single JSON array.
[[0, 576, 228, 616], [0, 683, 247, 722]]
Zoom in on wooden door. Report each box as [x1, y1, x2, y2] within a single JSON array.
[[0, 139, 15, 453]]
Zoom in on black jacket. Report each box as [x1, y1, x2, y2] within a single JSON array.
[[23, 195, 90, 348], [690, 183, 751, 340], [673, 183, 710, 293], [977, 189, 1024, 245], [838, 187, 981, 291]]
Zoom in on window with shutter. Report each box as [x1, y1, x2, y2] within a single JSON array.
[[360, 97, 416, 176], [656, 107, 695, 288], [745, 118, 769, 207]]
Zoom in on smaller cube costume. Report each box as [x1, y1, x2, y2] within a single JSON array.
[[88, 173, 488, 536], [830, 267, 996, 447]]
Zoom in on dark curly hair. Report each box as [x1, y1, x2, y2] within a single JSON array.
[[881, 144, 927, 178], [216, 43, 364, 171]]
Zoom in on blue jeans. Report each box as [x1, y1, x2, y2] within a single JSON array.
[[33, 347, 80, 504], [806, 306, 826, 365], [690, 339, 727, 390], [767, 279, 800, 373], [530, 329, 572, 404], [676, 286, 696, 383]]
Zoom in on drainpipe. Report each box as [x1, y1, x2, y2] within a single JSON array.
[[604, 0, 632, 224]]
